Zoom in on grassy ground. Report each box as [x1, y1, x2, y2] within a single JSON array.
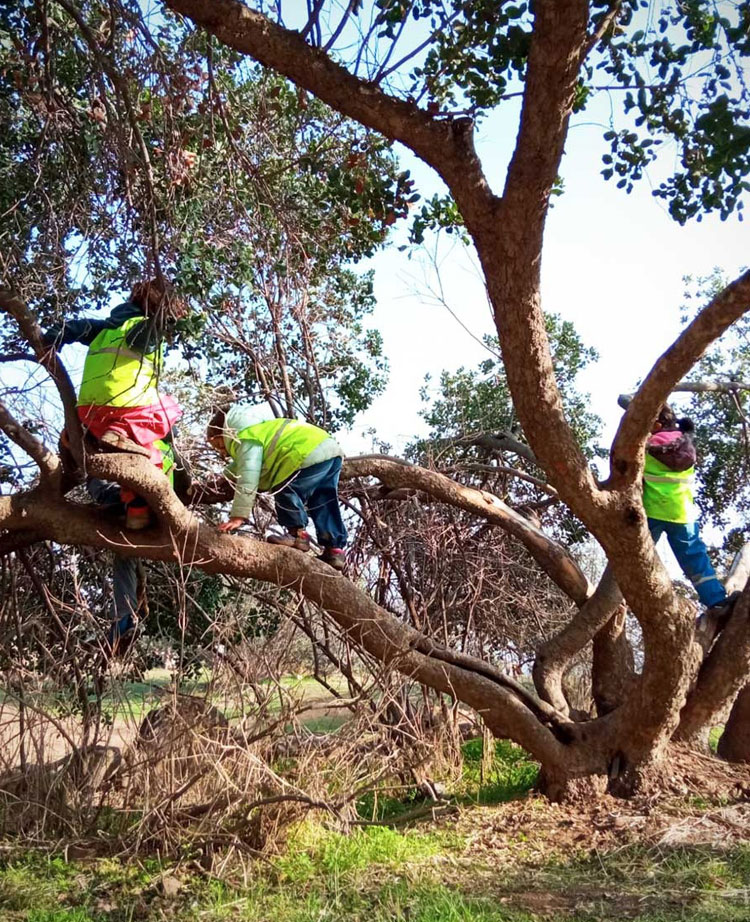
[[2, 739, 750, 922], [102, 670, 352, 723], [3, 821, 750, 921], [1, 669, 352, 729]]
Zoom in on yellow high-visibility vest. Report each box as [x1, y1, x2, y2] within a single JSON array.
[[643, 453, 696, 524], [229, 417, 329, 491], [78, 316, 162, 408]]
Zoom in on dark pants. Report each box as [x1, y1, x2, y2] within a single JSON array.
[[87, 478, 138, 640], [648, 517, 727, 608], [86, 430, 183, 641], [274, 457, 347, 549]]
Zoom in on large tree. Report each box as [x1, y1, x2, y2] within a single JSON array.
[[2, 0, 750, 799]]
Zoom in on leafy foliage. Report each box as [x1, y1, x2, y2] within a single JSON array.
[[0, 2, 406, 425], [293, 0, 750, 224], [415, 314, 600, 461], [406, 314, 600, 543], [594, 1, 750, 222], [409, 194, 468, 246]]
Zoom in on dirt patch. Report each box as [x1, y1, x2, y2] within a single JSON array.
[[446, 744, 750, 865], [452, 794, 648, 867], [418, 745, 750, 919], [652, 803, 750, 846], [625, 743, 750, 803], [0, 701, 136, 771]]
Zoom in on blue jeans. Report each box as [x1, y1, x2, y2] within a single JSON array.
[[274, 457, 347, 549], [648, 518, 726, 608]]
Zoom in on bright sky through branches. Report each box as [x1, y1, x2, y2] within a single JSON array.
[[353, 89, 748, 461]]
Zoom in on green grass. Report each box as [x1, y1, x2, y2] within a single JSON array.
[[300, 714, 349, 733], [1, 725, 748, 921], [458, 738, 540, 804], [0, 832, 531, 922], [102, 671, 350, 724], [356, 736, 539, 824], [276, 823, 451, 882], [2, 671, 355, 732], [4, 827, 750, 921]]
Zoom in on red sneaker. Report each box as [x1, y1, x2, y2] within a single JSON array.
[[267, 529, 311, 552], [320, 547, 346, 572]]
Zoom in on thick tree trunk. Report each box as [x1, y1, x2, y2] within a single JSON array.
[[537, 763, 609, 803], [675, 548, 750, 748], [533, 566, 621, 714], [9, 0, 750, 806], [592, 605, 634, 716], [718, 687, 750, 763], [607, 747, 669, 798]]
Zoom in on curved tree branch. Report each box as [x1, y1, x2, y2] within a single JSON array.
[[609, 268, 750, 490], [0, 399, 61, 488], [0, 466, 576, 768], [676, 545, 750, 741], [440, 463, 557, 497], [0, 529, 46, 557], [163, 0, 496, 205], [470, 432, 539, 466], [532, 566, 623, 714], [0, 289, 83, 464], [343, 454, 591, 605]]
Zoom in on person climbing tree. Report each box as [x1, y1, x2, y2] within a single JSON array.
[[620, 398, 740, 645], [42, 278, 187, 653], [43, 278, 185, 522], [207, 402, 348, 571]]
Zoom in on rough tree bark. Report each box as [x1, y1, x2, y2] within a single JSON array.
[[4, 0, 750, 799], [676, 547, 750, 754], [592, 604, 634, 716], [718, 687, 750, 763], [157, 0, 750, 795]]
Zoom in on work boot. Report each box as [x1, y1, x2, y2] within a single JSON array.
[[98, 430, 151, 457], [320, 547, 346, 572], [695, 590, 743, 654], [267, 529, 311, 552]]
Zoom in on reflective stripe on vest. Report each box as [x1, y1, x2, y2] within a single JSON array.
[[230, 417, 329, 492], [643, 454, 696, 524], [91, 345, 155, 366], [77, 316, 162, 409]]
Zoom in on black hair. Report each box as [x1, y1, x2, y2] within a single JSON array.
[[657, 404, 678, 429]]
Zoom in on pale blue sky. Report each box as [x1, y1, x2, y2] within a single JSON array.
[[350, 90, 748, 460]]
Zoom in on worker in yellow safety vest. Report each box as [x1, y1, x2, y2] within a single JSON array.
[[640, 404, 727, 609], [207, 403, 347, 571], [43, 279, 188, 653], [43, 278, 185, 525]]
